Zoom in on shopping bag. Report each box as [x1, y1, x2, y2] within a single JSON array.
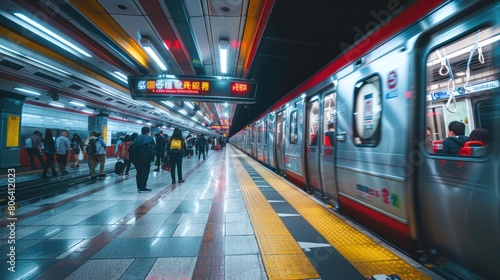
[[78, 152, 84, 161]]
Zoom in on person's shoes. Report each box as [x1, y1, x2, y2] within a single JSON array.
[[97, 174, 106, 177], [90, 176, 97, 180], [137, 188, 151, 192], [70, 164, 76, 168], [172, 180, 176, 184], [75, 164, 79, 168], [124, 173, 129, 176], [153, 168, 159, 171], [178, 179, 185, 183]]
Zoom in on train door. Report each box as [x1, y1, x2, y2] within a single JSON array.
[[320, 91, 338, 205], [418, 17, 500, 279], [250, 123, 257, 158], [305, 96, 322, 195], [267, 112, 276, 170], [275, 109, 286, 176]]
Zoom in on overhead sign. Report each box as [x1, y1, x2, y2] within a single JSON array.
[[128, 75, 257, 103]]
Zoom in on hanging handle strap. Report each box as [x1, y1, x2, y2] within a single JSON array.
[[435, 49, 449, 76], [464, 31, 485, 92]]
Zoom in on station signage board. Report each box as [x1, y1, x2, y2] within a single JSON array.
[[128, 75, 257, 103]]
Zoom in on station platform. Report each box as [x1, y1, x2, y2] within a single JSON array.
[[0, 146, 442, 279]]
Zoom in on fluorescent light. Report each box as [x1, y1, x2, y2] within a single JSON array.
[[49, 102, 64, 108], [197, 110, 203, 116], [69, 101, 85, 107], [179, 109, 187, 115], [82, 109, 94, 114], [14, 87, 41, 96], [184, 102, 194, 109], [113, 71, 128, 83], [161, 101, 175, 108], [14, 13, 92, 58], [219, 40, 229, 74], [143, 46, 167, 71]]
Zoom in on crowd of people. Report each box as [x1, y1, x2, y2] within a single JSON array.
[[26, 126, 227, 193]]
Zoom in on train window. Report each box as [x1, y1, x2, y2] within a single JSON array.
[[289, 110, 298, 144], [425, 26, 498, 156], [353, 75, 382, 146], [323, 92, 336, 146], [308, 100, 319, 146]]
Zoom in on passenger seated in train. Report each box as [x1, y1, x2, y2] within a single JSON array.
[[468, 127, 491, 146], [437, 121, 468, 155], [325, 121, 335, 147]]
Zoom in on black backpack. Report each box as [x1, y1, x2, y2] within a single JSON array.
[[86, 139, 97, 155], [129, 142, 149, 164]]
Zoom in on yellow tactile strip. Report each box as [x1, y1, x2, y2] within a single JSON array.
[[230, 153, 320, 279], [233, 148, 431, 279]]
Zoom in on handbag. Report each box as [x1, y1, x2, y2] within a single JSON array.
[[78, 152, 84, 161], [162, 155, 170, 171]]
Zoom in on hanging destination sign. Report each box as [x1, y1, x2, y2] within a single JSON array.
[[128, 75, 257, 103]]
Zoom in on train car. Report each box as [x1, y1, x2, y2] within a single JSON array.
[[230, 0, 500, 279]]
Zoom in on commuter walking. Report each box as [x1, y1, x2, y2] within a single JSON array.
[[70, 133, 83, 168], [42, 129, 57, 178], [166, 127, 186, 183], [196, 133, 207, 160], [132, 127, 155, 191], [55, 131, 71, 175], [154, 130, 166, 171], [26, 130, 45, 170], [91, 132, 107, 178], [121, 134, 133, 176]]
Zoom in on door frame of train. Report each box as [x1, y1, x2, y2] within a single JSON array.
[[414, 2, 500, 278], [274, 109, 286, 176], [304, 95, 323, 195]]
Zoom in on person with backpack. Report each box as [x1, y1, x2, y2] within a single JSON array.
[[26, 130, 44, 170], [70, 133, 83, 168], [130, 127, 155, 192], [166, 127, 187, 184], [85, 132, 99, 179]]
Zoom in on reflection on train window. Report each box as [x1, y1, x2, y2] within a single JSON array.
[[289, 110, 298, 144], [353, 75, 382, 146], [308, 99, 319, 146], [425, 26, 498, 156], [323, 92, 336, 147]]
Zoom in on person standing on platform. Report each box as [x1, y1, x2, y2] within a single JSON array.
[[121, 134, 132, 176], [55, 131, 71, 175], [27, 130, 44, 170], [133, 127, 155, 191], [93, 132, 107, 178], [154, 130, 166, 171], [70, 133, 83, 168], [42, 129, 57, 178], [196, 133, 207, 160], [167, 127, 186, 184]]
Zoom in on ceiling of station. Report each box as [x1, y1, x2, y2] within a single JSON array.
[[0, 0, 414, 136]]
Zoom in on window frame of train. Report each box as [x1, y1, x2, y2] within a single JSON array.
[[425, 25, 498, 157], [289, 110, 298, 144], [352, 74, 382, 146], [307, 98, 320, 146]]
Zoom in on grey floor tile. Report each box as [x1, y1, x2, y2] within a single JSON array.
[[225, 235, 260, 255], [66, 259, 134, 280], [93, 237, 202, 258], [146, 257, 197, 279], [225, 254, 267, 280], [226, 222, 255, 236]]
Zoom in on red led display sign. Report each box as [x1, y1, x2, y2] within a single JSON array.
[[129, 75, 257, 103]]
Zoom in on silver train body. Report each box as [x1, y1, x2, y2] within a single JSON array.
[[230, 0, 499, 279]]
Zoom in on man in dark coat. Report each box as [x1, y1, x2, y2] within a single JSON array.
[[438, 121, 468, 155], [133, 126, 156, 191], [154, 130, 166, 171]]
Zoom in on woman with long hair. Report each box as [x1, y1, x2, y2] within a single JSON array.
[[42, 128, 57, 178], [70, 133, 83, 168]]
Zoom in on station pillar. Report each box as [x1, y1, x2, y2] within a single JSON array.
[[0, 92, 25, 168], [88, 115, 108, 142]]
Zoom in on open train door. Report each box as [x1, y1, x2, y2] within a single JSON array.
[[275, 109, 286, 176], [417, 15, 500, 279], [319, 91, 338, 206]]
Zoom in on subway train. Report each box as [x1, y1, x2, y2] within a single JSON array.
[[230, 0, 499, 279]]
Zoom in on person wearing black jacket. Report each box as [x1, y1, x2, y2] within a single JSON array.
[[42, 128, 57, 178], [196, 133, 207, 160], [134, 127, 156, 192], [166, 127, 186, 184], [154, 130, 166, 171], [438, 121, 468, 155]]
